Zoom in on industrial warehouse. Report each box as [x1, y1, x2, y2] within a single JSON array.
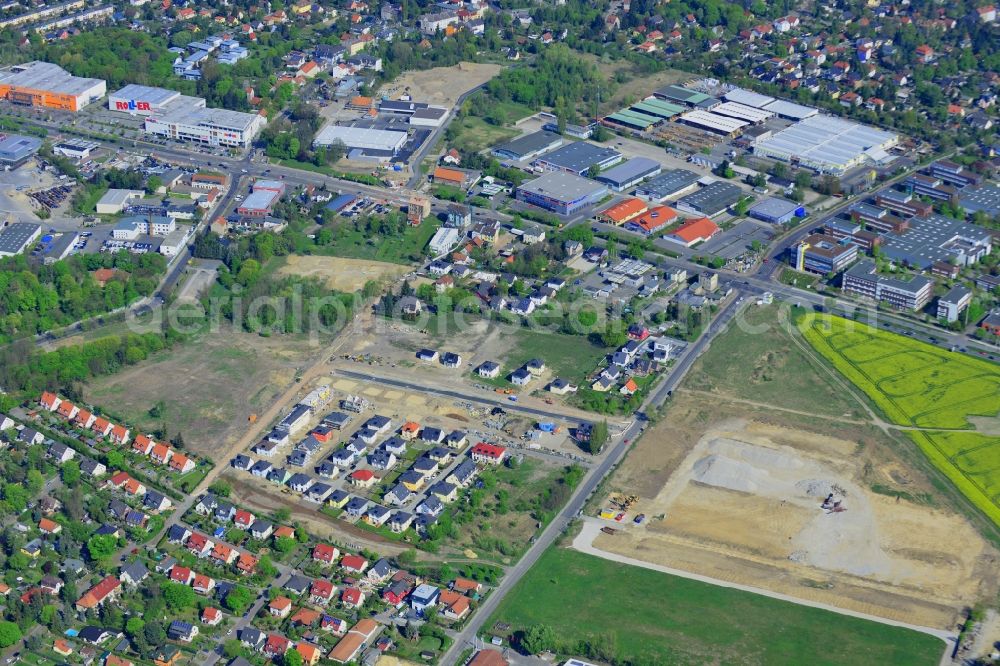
[[108, 84, 264, 148], [595, 157, 661, 192], [491, 130, 564, 162], [0, 61, 106, 112], [515, 171, 608, 215], [312, 125, 409, 160], [530, 141, 623, 175], [752, 115, 899, 175], [0, 133, 42, 167]]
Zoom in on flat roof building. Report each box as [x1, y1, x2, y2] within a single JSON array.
[[0, 133, 41, 167], [793, 233, 858, 274], [144, 101, 267, 148], [516, 171, 608, 216], [491, 130, 564, 161], [313, 125, 407, 154], [843, 259, 933, 311], [753, 115, 898, 175], [108, 84, 189, 114], [760, 99, 818, 120], [52, 138, 99, 160], [675, 181, 744, 217], [95, 189, 144, 215], [531, 142, 622, 175], [0, 61, 105, 111], [748, 197, 804, 224], [937, 285, 972, 323], [959, 183, 1000, 216], [595, 157, 661, 192], [0, 222, 41, 257], [634, 169, 700, 202], [722, 88, 776, 108], [879, 215, 992, 269]]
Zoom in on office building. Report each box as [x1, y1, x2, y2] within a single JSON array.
[[0, 61, 105, 111], [936, 285, 972, 323], [793, 233, 858, 274], [842, 259, 933, 310], [144, 105, 265, 149]]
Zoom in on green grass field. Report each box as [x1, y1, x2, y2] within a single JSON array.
[[317, 220, 440, 264], [800, 314, 1000, 525], [448, 116, 520, 153], [489, 548, 944, 666], [502, 329, 609, 384], [685, 305, 864, 418]]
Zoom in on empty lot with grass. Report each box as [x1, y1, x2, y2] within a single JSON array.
[[489, 547, 945, 665], [86, 327, 318, 459]]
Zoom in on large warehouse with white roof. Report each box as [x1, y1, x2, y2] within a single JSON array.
[[313, 126, 408, 154], [752, 115, 898, 175]]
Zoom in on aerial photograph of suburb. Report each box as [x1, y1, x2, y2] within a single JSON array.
[[0, 0, 996, 664]]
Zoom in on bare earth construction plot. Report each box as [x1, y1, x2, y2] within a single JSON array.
[[800, 314, 1000, 526], [277, 255, 410, 293], [579, 305, 997, 650]]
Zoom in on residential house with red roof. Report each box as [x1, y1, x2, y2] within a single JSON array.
[[74, 409, 95, 428], [310, 579, 336, 604], [471, 443, 507, 465], [202, 607, 223, 625], [92, 417, 113, 437], [40, 392, 61, 412], [269, 596, 292, 618], [57, 401, 79, 420], [75, 576, 121, 612], [312, 543, 339, 565], [109, 424, 130, 445], [340, 554, 368, 574], [169, 453, 195, 473], [340, 587, 365, 608]]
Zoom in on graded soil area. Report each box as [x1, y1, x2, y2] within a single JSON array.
[[595, 403, 998, 629]]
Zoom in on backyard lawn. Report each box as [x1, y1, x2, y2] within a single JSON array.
[[489, 548, 945, 666]]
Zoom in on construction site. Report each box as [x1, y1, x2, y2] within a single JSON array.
[[586, 401, 999, 631]]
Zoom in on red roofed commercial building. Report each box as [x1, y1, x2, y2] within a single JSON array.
[[471, 443, 507, 465], [596, 197, 648, 225], [624, 205, 677, 235], [663, 216, 720, 247], [75, 576, 121, 612]]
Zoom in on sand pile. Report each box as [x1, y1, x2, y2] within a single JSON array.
[[691, 454, 766, 493]]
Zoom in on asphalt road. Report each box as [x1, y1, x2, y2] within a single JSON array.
[[439, 293, 747, 664], [334, 368, 590, 425]]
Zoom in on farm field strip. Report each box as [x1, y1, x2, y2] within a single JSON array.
[[800, 314, 1000, 525]]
